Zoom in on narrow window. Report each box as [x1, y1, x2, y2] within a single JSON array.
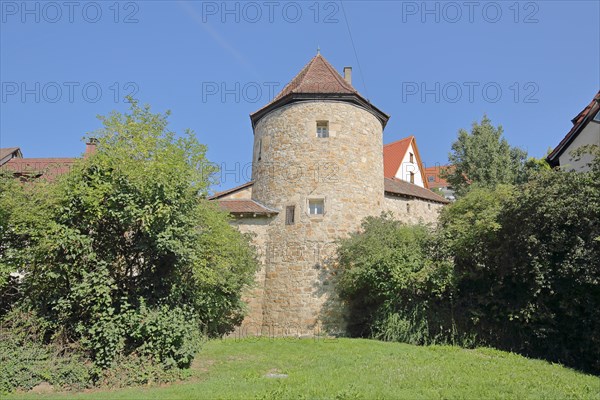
[[410, 171, 415, 184], [406, 203, 411, 213], [257, 139, 262, 161], [308, 199, 324, 216], [316, 121, 329, 138], [409, 152, 414, 163], [285, 206, 295, 225]]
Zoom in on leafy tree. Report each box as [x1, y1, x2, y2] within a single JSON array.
[[445, 115, 528, 197], [0, 172, 56, 315], [439, 185, 514, 271], [7, 101, 259, 370], [523, 155, 551, 178]]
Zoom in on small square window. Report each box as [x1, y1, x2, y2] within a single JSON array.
[[427, 175, 435, 182], [308, 199, 324, 216], [285, 205, 295, 225], [316, 121, 329, 138]]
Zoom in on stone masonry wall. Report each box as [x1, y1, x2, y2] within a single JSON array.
[[229, 216, 272, 336], [382, 194, 444, 225]]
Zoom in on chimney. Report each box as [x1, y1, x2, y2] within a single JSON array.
[[84, 138, 98, 158], [343, 67, 352, 85]]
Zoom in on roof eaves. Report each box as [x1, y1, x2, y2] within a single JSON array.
[[251, 93, 389, 130], [384, 177, 450, 204]]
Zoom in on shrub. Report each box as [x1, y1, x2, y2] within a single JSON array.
[[372, 308, 430, 345], [439, 167, 600, 373], [493, 168, 599, 372], [336, 213, 453, 342], [128, 303, 204, 369], [341, 165, 600, 375]]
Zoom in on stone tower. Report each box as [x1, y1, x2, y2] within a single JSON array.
[[247, 54, 390, 335]]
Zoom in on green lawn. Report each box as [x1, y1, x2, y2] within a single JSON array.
[[10, 338, 600, 400]]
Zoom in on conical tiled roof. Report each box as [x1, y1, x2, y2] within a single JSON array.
[[271, 54, 357, 101], [250, 54, 389, 129]]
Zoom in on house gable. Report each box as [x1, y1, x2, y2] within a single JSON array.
[[383, 136, 428, 189], [0, 147, 23, 167], [209, 181, 254, 200], [548, 90, 600, 170]]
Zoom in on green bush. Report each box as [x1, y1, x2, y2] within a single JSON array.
[[372, 308, 430, 345], [341, 162, 600, 375], [128, 303, 203, 369], [336, 213, 453, 342], [439, 166, 600, 373]]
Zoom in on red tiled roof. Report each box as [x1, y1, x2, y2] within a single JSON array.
[[384, 177, 449, 204], [1, 158, 77, 181], [271, 54, 357, 102], [217, 199, 278, 215], [250, 54, 389, 129], [383, 137, 412, 178], [424, 165, 451, 189], [209, 181, 254, 200], [547, 90, 600, 166]]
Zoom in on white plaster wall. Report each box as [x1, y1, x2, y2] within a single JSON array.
[[394, 143, 425, 187], [558, 121, 600, 171]]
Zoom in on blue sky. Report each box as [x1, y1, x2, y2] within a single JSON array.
[[1, 0, 599, 191]]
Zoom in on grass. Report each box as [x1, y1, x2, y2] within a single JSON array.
[[9, 338, 600, 400]]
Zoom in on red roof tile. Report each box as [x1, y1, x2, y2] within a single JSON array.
[[217, 199, 278, 215], [250, 54, 389, 129], [1, 158, 77, 181], [424, 165, 451, 189], [383, 137, 412, 179], [384, 177, 449, 204], [547, 90, 600, 166], [271, 54, 357, 102]]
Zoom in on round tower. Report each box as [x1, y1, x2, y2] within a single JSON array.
[[249, 54, 389, 335]]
